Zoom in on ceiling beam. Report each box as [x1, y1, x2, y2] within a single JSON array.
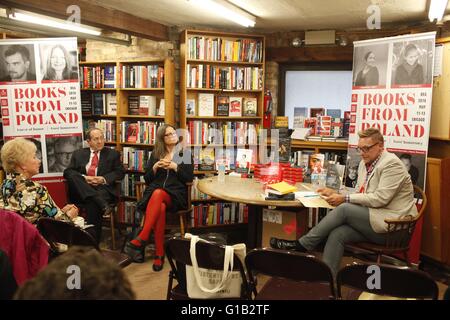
[[0, 0, 169, 41]]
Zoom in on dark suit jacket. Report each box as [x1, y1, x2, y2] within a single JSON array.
[[63, 147, 125, 197]]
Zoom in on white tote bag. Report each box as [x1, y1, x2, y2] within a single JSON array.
[[184, 233, 245, 299]]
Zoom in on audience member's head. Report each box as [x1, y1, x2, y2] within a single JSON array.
[[0, 137, 38, 175], [14, 246, 135, 300]]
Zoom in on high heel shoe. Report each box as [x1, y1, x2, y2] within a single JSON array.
[[124, 237, 146, 263], [152, 255, 164, 272]]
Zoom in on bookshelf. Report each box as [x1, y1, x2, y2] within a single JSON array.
[[180, 29, 265, 231], [79, 58, 175, 225]]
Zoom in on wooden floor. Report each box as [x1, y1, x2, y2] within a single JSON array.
[[122, 251, 449, 300]]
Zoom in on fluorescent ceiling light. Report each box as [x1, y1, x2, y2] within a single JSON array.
[[8, 11, 101, 36], [428, 0, 449, 22], [195, 0, 256, 27]]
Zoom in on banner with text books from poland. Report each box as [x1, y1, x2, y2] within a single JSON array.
[[347, 32, 435, 190], [0, 37, 83, 206]]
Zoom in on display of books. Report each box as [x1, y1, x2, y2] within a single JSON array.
[[278, 128, 291, 163], [139, 95, 157, 116], [325, 161, 346, 190], [309, 153, 325, 174], [128, 95, 140, 115], [235, 148, 252, 174], [106, 93, 117, 115], [229, 96, 242, 117], [242, 97, 257, 116], [186, 99, 196, 116], [158, 99, 165, 116], [198, 93, 215, 116], [293, 107, 308, 128], [310, 107, 325, 118], [326, 109, 342, 118], [199, 148, 215, 171], [267, 181, 297, 195], [216, 95, 230, 116]]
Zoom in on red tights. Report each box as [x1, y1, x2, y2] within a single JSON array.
[[131, 189, 171, 265]]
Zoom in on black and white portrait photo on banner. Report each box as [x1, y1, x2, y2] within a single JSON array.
[[0, 43, 37, 83], [46, 135, 82, 173], [352, 43, 389, 88], [391, 38, 434, 87], [39, 41, 79, 82]]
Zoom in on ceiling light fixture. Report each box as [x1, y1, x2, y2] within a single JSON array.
[[428, 0, 449, 22], [194, 0, 256, 27], [8, 10, 102, 36]]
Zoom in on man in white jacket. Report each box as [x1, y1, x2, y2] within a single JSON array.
[[270, 127, 417, 275]]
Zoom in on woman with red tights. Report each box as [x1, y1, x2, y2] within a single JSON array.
[[124, 125, 193, 271]]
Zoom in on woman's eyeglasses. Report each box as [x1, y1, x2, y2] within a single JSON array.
[[164, 132, 177, 137], [356, 143, 379, 153]]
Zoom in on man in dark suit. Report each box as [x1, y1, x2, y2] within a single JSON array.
[[1, 45, 36, 82], [64, 128, 124, 243]]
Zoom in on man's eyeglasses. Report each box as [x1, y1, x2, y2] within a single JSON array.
[[356, 143, 379, 153], [164, 132, 177, 137]]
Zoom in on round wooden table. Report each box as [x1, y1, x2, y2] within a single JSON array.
[[197, 176, 304, 207], [197, 176, 307, 248]]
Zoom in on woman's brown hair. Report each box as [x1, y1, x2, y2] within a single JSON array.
[[153, 124, 177, 160]]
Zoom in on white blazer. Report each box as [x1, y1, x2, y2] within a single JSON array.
[[349, 151, 418, 233]]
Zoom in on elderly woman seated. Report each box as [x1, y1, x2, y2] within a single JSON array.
[[0, 137, 78, 224]]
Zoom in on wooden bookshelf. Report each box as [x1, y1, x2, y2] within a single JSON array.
[[180, 29, 265, 233], [80, 58, 175, 226], [291, 140, 349, 153]]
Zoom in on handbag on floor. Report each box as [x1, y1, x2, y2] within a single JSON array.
[[184, 233, 246, 299]]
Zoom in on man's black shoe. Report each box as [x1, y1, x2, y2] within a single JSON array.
[[270, 237, 307, 252]]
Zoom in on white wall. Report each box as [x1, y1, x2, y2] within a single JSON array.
[[285, 70, 353, 128]]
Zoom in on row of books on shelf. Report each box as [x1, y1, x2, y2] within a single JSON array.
[[188, 36, 263, 63], [121, 174, 144, 198], [187, 95, 257, 117], [128, 95, 165, 116], [82, 119, 116, 142], [187, 64, 263, 90], [191, 178, 211, 200], [121, 121, 163, 144], [120, 64, 164, 89], [191, 203, 249, 227], [79, 65, 116, 89], [81, 92, 117, 116], [187, 121, 260, 145], [117, 201, 143, 225], [193, 148, 256, 172], [122, 148, 152, 171]]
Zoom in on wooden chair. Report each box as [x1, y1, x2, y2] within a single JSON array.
[[346, 185, 427, 265], [245, 248, 336, 300], [336, 262, 439, 300], [165, 237, 251, 300], [135, 181, 192, 237], [37, 217, 131, 268]]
